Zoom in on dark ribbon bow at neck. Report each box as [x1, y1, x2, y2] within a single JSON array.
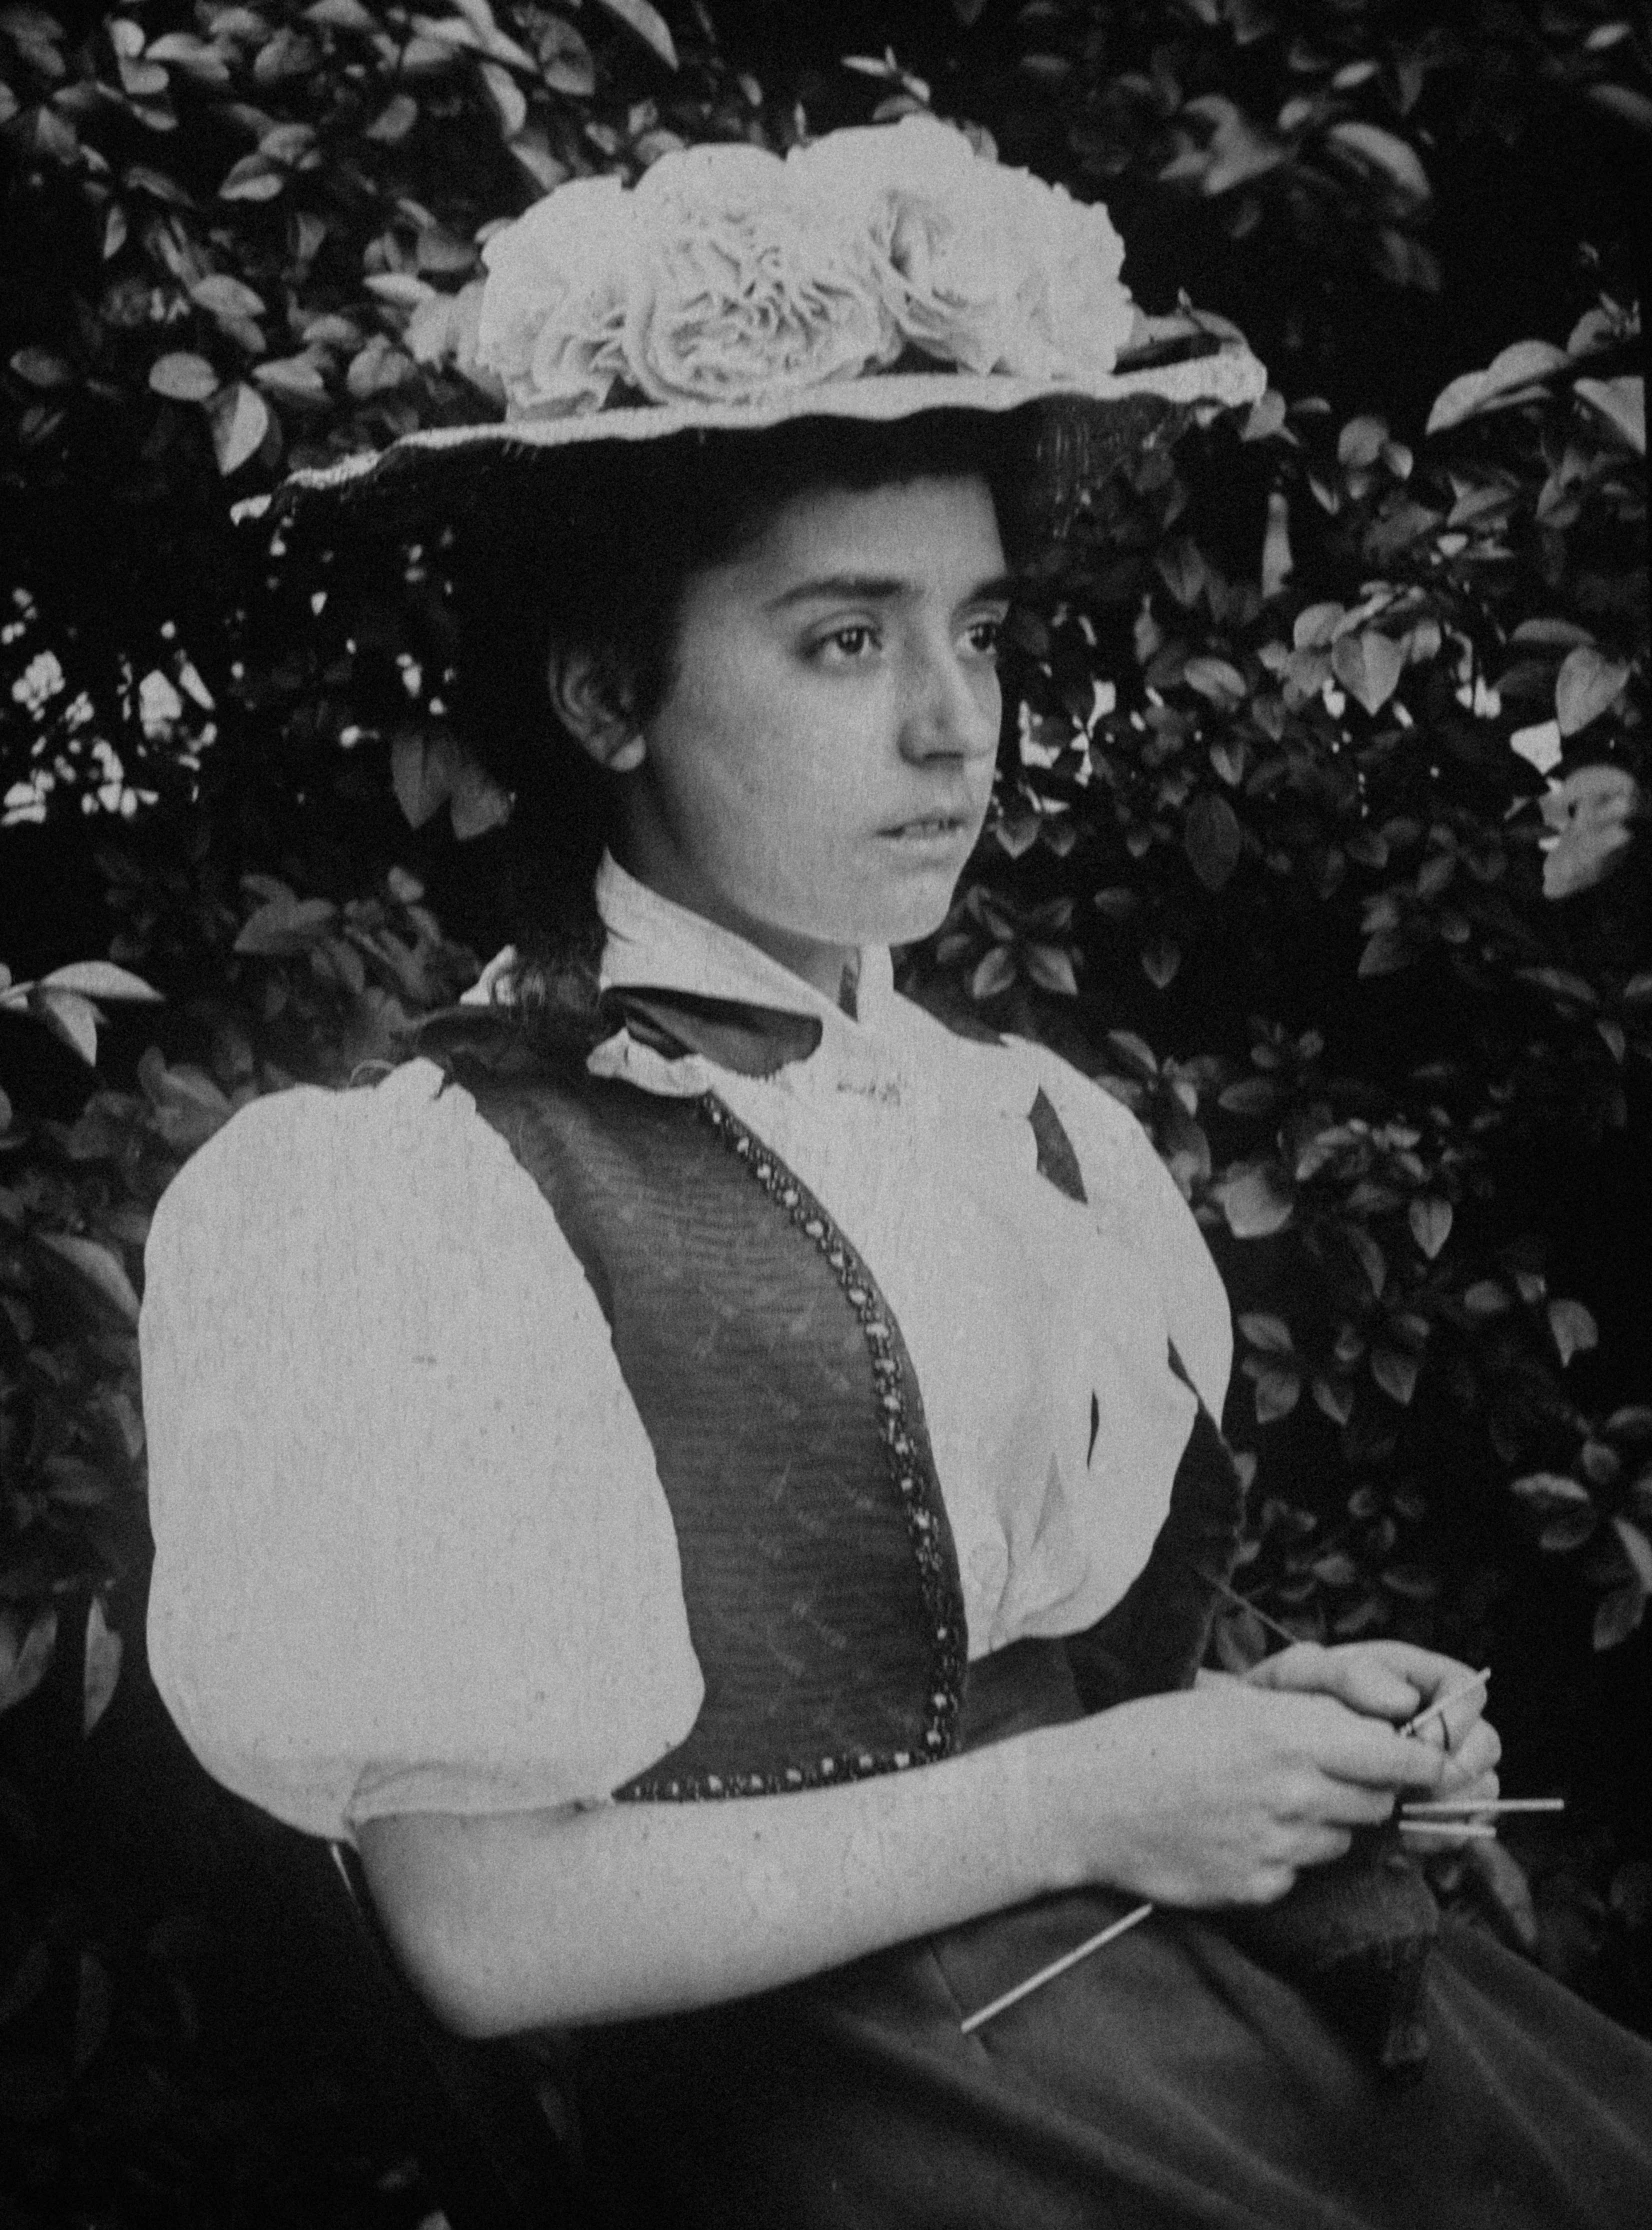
[[413, 983, 825, 1083], [598, 985, 825, 1079]]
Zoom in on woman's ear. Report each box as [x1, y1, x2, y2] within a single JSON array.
[[546, 644, 647, 774]]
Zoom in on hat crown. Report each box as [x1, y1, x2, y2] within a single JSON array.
[[464, 115, 1137, 423]]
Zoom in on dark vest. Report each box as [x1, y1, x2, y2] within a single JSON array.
[[414, 1004, 1244, 1805]]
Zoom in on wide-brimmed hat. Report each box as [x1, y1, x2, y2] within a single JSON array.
[[277, 114, 1264, 534]]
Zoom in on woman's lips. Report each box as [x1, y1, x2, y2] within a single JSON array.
[[879, 815, 973, 843]]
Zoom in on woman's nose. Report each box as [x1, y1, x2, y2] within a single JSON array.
[[898, 642, 999, 762]]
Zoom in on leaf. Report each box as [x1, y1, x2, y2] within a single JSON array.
[[1548, 1298, 1598, 1366], [9, 347, 74, 389], [1219, 1163, 1295, 1238], [1509, 1470, 1591, 1507], [1105, 1029, 1158, 1079], [1183, 791, 1244, 890], [190, 272, 266, 322], [1573, 376, 1644, 456], [1371, 1347, 1419, 1405], [1312, 1374, 1355, 1425], [1586, 82, 1652, 132], [1555, 646, 1630, 736], [1594, 1582, 1645, 1651], [1141, 934, 1181, 990], [1238, 1311, 1294, 1354], [1183, 655, 1246, 705], [1514, 964, 1598, 1008], [1461, 1279, 1510, 1319], [254, 352, 328, 400], [0, 1608, 58, 1715], [148, 350, 219, 402], [1327, 121, 1431, 206], [1337, 414, 1388, 470], [40, 961, 161, 1002], [365, 91, 419, 140], [442, 757, 511, 842], [1331, 629, 1405, 715], [1426, 341, 1569, 435], [208, 383, 270, 475], [1409, 1196, 1452, 1258], [1509, 720, 1563, 775], [83, 1598, 122, 1736], [219, 152, 283, 201], [590, 0, 676, 66], [1293, 601, 1345, 651], [1253, 1364, 1301, 1424], [970, 945, 1017, 1002], [36, 1233, 141, 1325], [1218, 1076, 1279, 1116], [1613, 1516, 1652, 1593], [234, 895, 337, 955], [1358, 929, 1415, 977], [1024, 944, 1079, 996], [479, 57, 526, 135], [33, 987, 99, 1064]]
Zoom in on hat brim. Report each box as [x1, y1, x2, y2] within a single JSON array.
[[275, 339, 1265, 536]]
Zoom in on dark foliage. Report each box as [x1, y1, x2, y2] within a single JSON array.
[[2, 0, 1648, 2216]]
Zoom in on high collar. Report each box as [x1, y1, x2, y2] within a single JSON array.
[[594, 853, 897, 1040]]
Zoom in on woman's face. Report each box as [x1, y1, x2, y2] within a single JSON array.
[[613, 472, 1011, 1001]]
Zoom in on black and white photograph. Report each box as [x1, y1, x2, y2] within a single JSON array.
[[3, 3, 1649, 2223]]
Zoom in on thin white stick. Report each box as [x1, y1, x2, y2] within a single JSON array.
[[1403, 1796, 1564, 1816], [958, 1663, 1500, 2038], [1401, 1819, 1498, 1839], [1402, 1666, 1491, 1740], [959, 1902, 1154, 2035]]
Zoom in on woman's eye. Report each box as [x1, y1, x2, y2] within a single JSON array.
[[963, 616, 1005, 659], [811, 624, 879, 663]]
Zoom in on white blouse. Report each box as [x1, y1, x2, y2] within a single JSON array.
[[142, 856, 1232, 1842]]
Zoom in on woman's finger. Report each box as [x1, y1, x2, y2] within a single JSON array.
[[1309, 1777, 1403, 1829], [1293, 1699, 1447, 1792], [1247, 1643, 1421, 1722]]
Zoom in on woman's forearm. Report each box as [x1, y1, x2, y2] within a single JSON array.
[[358, 1733, 1071, 2037]]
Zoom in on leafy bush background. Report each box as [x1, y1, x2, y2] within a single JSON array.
[[2, 0, 1648, 2217]]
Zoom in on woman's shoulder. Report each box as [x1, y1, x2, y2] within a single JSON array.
[[142, 1055, 552, 1315]]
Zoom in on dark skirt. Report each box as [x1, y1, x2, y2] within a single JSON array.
[[570, 1648, 1652, 2229]]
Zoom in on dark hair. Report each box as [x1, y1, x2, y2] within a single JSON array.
[[449, 408, 1039, 1040]]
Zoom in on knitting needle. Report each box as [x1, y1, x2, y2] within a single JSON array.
[[1197, 1567, 1304, 1650], [1401, 1666, 1491, 1740], [1201, 1574, 1494, 1746], [1402, 1797, 1564, 1816], [960, 1666, 1496, 2035], [959, 1902, 1155, 2036]]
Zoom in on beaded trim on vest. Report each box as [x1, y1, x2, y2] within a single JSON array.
[[617, 1093, 969, 1804]]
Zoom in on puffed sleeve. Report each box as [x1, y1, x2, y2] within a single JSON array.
[[141, 1059, 704, 1843], [1032, 1054, 1234, 1420]]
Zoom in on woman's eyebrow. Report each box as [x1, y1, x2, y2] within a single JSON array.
[[763, 570, 1021, 613]]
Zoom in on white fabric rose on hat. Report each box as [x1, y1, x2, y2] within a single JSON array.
[[789, 114, 1133, 381], [622, 142, 895, 406], [475, 175, 636, 418]]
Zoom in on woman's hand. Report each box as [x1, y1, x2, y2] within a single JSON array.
[[1038, 1679, 1449, 1911], [1240, 1642, 1501, 1853], [1241, 1642, 1501, 1829]]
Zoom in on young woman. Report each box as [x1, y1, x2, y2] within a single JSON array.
[[141, 120, 1652, 2227]]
